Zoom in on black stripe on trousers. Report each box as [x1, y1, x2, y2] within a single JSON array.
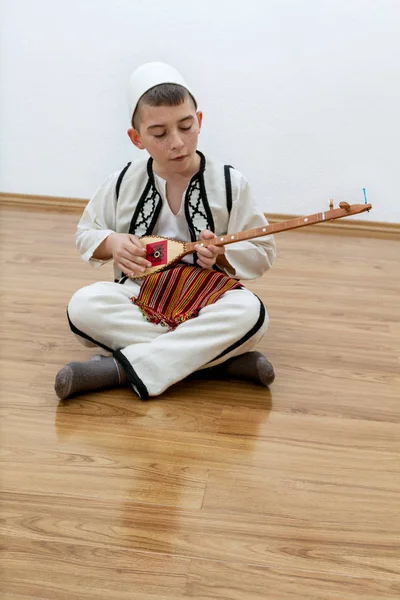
[[66, 310, 149, 400], [207, 294, 266, 363]]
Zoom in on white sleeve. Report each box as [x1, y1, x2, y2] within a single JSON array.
[[75, 172, 119, 267], [223, 174, 276, 280]]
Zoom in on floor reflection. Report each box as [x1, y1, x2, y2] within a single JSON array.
[[54, 379, 273, 556]]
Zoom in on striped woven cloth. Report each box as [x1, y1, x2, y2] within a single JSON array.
[[132, 264, 243, 330]]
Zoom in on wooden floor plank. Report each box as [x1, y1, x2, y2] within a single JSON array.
[[203, 467, 399, 527], [2, 540, 189, 600], [185, 560, 400, 600]]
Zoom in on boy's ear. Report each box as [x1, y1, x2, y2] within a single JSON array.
[[197, 111, 203, 131], [127, 128, 145, 150]]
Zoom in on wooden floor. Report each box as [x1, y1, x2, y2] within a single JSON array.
[[1, 206, 399, 600]]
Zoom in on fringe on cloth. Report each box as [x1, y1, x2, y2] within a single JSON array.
[[131, 264, 243, 330]]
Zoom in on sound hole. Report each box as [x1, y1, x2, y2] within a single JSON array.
[[146, 240, 168, 267]]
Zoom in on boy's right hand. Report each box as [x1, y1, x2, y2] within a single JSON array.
[[107, 233, 152, 277]]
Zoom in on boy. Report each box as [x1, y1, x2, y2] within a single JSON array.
[[55, 61, 276, 400]]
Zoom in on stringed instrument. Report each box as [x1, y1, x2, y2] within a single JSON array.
[[133, 200, 372, 279]]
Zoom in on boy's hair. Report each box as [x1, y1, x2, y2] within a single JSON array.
[[132, 83, 197, 130]]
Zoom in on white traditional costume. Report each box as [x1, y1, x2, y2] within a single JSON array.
[[67, 62, 276, 399]]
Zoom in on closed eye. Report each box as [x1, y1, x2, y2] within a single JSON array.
[[153, 126, 192, 139]]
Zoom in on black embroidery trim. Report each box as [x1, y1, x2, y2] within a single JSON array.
[[183, 152, 213, 266], [129, 158, 162, 236], [186, 178, 206, 236], [146, 196, 163, 235], [198, 163, 215, 231], [128, 178, 151, 233], [116, 162, 132, 201], [184, 152, 214, 236], [145, 157, 164, 234], [224, 165, 234, 215]]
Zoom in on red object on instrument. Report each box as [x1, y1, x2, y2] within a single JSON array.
[[146, 239, 168, 267]]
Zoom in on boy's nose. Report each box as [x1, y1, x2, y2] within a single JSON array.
[[170, 131, 185, 150]]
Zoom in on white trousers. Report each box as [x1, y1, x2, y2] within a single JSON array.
[[67, 279, 268, 398]]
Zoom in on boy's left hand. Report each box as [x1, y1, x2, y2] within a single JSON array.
[[195, 229, 225, 269]]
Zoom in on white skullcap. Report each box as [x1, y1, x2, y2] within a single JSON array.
[[127, 61, 196, 122]]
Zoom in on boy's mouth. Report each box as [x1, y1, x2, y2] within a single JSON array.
[[171, 155, 187, 162]]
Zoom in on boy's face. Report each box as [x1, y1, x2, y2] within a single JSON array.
[[127, 96, 202, 176]]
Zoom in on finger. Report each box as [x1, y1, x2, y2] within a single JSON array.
[[130, 254, 153, 268], [195, 245, 215, 259], [199, 229, 216, 240], [202, 244, 224, 255], [196, 251, 216, 263], [128, 235, 147, 255], [119, 264, 144, 278], [122, 248, 152, 268], [197, 259, 214, 269], [118, 258, 147, 275], [195, 243, 223, 258], [196, 238, 224, 252]]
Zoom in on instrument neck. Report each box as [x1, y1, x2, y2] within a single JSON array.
[[184, 204, 371, 253]]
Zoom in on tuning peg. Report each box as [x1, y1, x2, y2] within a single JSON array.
[[329, 199, 334, 209], [339, 202, 350, 210]]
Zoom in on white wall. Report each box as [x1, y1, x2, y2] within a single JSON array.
[[1, 0, 399, 222]]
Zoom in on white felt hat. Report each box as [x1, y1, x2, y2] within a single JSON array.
[[127, 61, 196, 122]]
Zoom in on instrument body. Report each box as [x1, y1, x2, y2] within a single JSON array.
[[134, 202, 372, 279]]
